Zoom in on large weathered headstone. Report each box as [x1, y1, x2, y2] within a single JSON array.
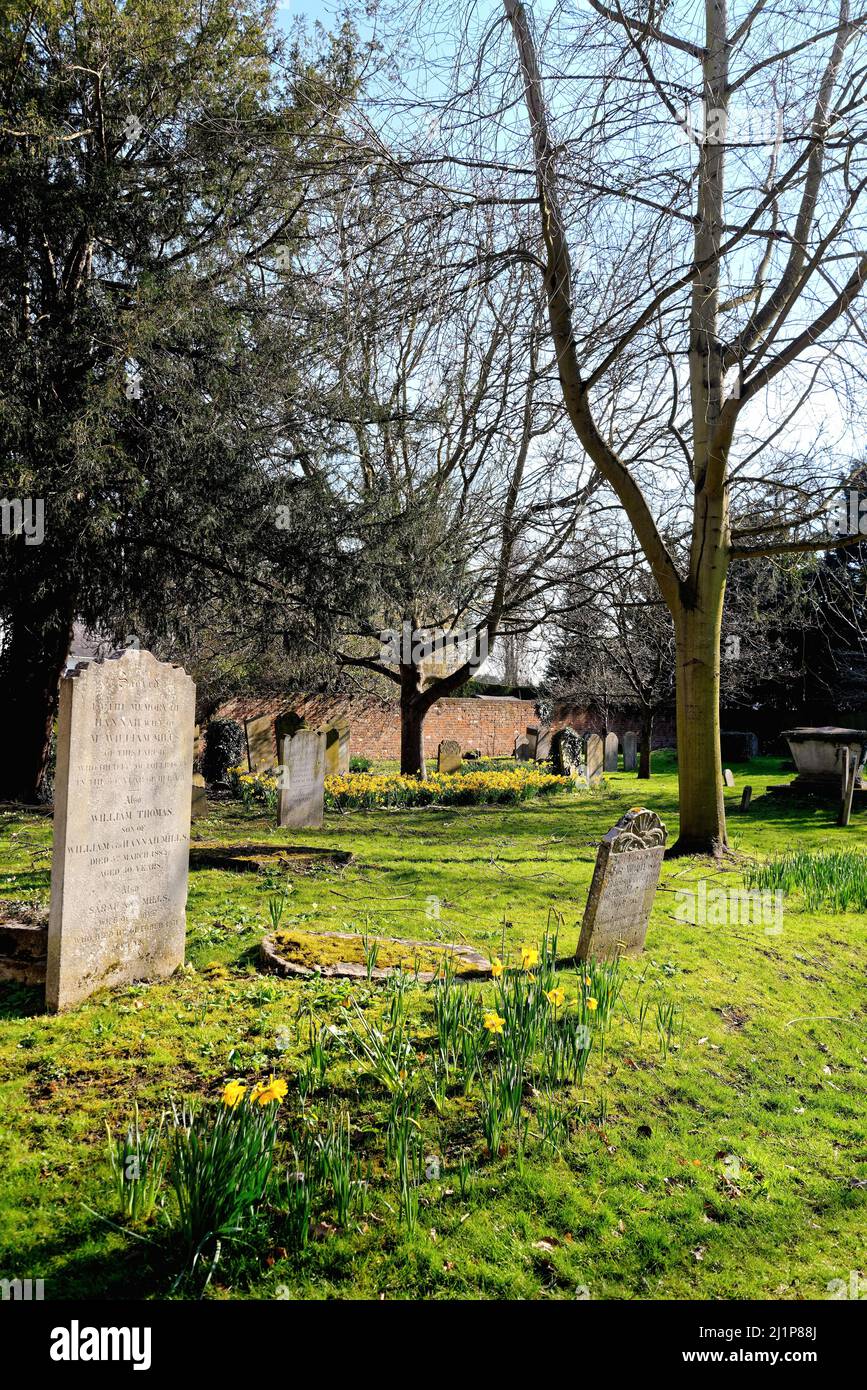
[[623, 731, 638, 771], [515, 735, 532, 762], [244, 714, 277, 773], [323, 723, 350, 777], [536, 730, 552, 761], [604, 732, 619, 772], [46, 650, 195, 1011], [437, 739, 462, 774], [278, 730, 326, 829], [526, 725, 540, 758], [584, 732, 604, 784], [577, 808, 666, 961]]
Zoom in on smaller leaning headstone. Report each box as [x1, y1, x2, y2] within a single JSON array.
[[437, 739, 462, 774], [604, 732, 619, 772], [515, 735, 531, 762], [622, 731, 638, 771], [584, 732, 604, 784], [724, 768, 735, 788], [278, 730, 326, 830], [576, 808, 667, 961], [740, 785, 753, 813], [244, 714, 277, 774], [191, 773, 208, 820], [323, 723, 350, 777]]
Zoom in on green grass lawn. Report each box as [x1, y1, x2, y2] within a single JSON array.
[[0, 752, 864, 1300]]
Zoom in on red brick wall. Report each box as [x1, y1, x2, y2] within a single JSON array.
[[211, 692, 676, 762]]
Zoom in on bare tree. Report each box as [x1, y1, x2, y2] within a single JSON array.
[[489, 0, 867, 851]]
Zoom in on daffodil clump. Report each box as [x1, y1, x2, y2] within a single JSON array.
[[226, 765, 278, 813], [325, 767, 572, 811]]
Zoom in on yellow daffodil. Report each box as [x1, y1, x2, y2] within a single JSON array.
[[221, 1080, 246, 1108], [583, 975, 592, 987], [250, 1075, 288, 1105], [491, 957, 504, 979], [545, 987, 566, 1010], [483, 1010, 505, 1035], [586, 997, 598, 1012], [521, 947, 539, 971]]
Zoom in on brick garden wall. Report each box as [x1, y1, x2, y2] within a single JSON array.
[[211, 692, 677, 762]]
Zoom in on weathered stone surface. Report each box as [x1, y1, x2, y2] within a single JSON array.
[[46, 649, 195, 1012], [784, 727, 867, 788], [536, 730, 552, 760], [576, 808, 666, 961], [584, 732, 604, 783], [623, 731, 638, 771], [191, 773, 207, 819], [323, 723, 350, 776], [724, 768, 735, 787], [515, 735, 531, 762], [278, 730, 325, 829], [740, 785, 753, 812], [604, 732, 619, 772], [261, 929, 491, 983], [526, 725, 540, 758], [437, 739, 462, 773], [244, 715, 276, 773]]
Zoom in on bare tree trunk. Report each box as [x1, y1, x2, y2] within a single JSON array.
[[671, 583, 727, 854], [0, 600, 74, 803], [399, 662, 427, 777]]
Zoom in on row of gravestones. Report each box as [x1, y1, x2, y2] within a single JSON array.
[[244, 713, 350, 779], [520, 727, 642, 774], [551, 729, 641, 779], [15, 648, 668, 1012]]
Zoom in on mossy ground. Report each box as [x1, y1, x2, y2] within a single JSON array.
[[0, 752, 864, 1300]]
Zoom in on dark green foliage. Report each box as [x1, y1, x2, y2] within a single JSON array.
[[203, 720, 245, 785]]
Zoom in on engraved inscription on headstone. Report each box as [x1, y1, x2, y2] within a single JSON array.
[[604, 732, 619, 772], [584, 732, 603, 784], [576, 808, 666, 961], [46, 649, 195, 1011], [437, 739, 462, 774], [622, 731, 638, 771], [278, 730, 326, 829]]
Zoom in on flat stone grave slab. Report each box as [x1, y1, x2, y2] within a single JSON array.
[[189, 842, 352, 873], [261, 929, 491, 983], [577, 807, 666, 961]]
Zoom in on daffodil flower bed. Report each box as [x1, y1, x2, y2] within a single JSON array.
[[326, 767, 572, 810], [228, 764, 572, 812]]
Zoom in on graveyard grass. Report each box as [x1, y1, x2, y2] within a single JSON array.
[[0, 753, 865, 1300]]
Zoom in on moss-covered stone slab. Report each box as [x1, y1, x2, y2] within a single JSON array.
[[260, 929, 491, 983], [189, 843, 352, 873]]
